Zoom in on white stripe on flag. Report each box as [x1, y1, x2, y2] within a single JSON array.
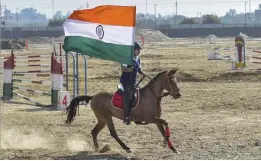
[[63, 19, 134, 46]]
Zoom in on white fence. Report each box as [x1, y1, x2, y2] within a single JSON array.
[[1, 23, 261, 32], [168, 23, 261, 29]]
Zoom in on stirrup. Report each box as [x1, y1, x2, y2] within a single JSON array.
[[124, 117, 131, 125], [134, 121, 147, 125]]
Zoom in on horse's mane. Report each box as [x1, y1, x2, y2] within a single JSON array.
[[142, 70, 168, 89]]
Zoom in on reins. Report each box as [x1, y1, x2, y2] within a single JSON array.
[[136, 74, 170, 99]]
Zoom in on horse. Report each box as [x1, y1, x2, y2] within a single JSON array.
[[65, 68, 182, 154]]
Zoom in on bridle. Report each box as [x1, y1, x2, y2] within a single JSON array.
[[136, 73, 178, 99]]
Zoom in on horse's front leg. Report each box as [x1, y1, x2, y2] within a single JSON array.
[[156, 123, 168, 147], [154, 117, 180, 154]]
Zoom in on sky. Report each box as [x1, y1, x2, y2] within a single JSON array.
[[1, 0, 261, 18]]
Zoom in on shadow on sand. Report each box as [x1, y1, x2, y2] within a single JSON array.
[[54, 151, 139, 160], [1, 100, 59, 112], [0, 149, 140, 160]]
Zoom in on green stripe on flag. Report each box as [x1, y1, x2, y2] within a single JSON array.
[[63, 36, 134, 65]]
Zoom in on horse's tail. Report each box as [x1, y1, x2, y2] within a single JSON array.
[[65, 95, 93, 124]]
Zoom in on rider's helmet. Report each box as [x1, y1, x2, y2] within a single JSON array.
[[134, 42, 142, 50]]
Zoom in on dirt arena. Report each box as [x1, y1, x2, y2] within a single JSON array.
[[1, 30, 261, 159]]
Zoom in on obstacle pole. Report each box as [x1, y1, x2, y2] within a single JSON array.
[[51, 52, 64, 106], [233, 35, 246, 69], [2, 51, 14, 100]]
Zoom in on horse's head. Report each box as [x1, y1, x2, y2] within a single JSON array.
[[161, 68, 181, 99]]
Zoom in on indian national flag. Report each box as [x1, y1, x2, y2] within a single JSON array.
[[62, 5, 136, 65]]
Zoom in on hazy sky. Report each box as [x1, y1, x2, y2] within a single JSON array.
[[1, 0, 261, 18]]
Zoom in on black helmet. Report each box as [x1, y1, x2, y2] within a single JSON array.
[[134, 42, 142, 50]]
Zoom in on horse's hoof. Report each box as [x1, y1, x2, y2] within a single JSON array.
[[99, 144, 111, 153], [172, 148, 180, 154], [126, 148, 133, 153]]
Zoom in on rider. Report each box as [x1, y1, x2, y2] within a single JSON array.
[[120, 42, 145, 125]]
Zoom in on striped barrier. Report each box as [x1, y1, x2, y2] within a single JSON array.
[[12, 73, 51, 77], [214, 47, 235, 51], [2, 50, 64, 107], [14, 64, 50, 67], [207, 41, 236, 61], [253, 50, 261, 54], [14, 70, 50, 73], [13, 86, 52, 96], [232, 36, 261, 70], [232, 49, 261, 70], [207, 35, 261, 71], [248, 57, 261, 64], [13, 92, 49, 107], [1, 43, 88, 107], [13, 78, 51, 85], [245, 51, 261, 68]]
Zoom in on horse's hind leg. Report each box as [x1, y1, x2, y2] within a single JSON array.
[[91, 118, 105, 152], [106, 117, 132, 153]]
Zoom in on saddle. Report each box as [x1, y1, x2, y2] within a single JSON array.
[[111, 84, 140, 110]]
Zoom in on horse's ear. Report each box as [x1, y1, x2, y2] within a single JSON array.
[[168, 68, 178, 76], [167, 70, 172, 76], [172, 68, 178, 74]]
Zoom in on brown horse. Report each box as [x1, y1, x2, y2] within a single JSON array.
[[65, 68, 182, 154]]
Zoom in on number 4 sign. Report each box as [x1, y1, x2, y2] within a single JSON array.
[[62, 95, 67, 106], [58, 91, 70, 110]]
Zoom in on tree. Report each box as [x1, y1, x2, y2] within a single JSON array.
[[180, 18, 198, 24], [18, 8, 47, 20], [48, 11, 66, 26], [174, 15, 187, 24], [225, 9, 237, 17], [53, 11, 63, 19], [202, 14, 221, 24], [19, 8, 37, 20], [4, 9, 14, 20]]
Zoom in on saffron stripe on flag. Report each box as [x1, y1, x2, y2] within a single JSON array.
[[68, 5, 136, 27]]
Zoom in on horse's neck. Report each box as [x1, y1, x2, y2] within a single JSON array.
[[141, 79, 164, 98]]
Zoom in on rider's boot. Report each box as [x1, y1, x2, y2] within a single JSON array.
[[123, 87, 131, 125]]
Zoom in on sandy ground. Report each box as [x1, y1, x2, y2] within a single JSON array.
[[1, 33, 261, 159]]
